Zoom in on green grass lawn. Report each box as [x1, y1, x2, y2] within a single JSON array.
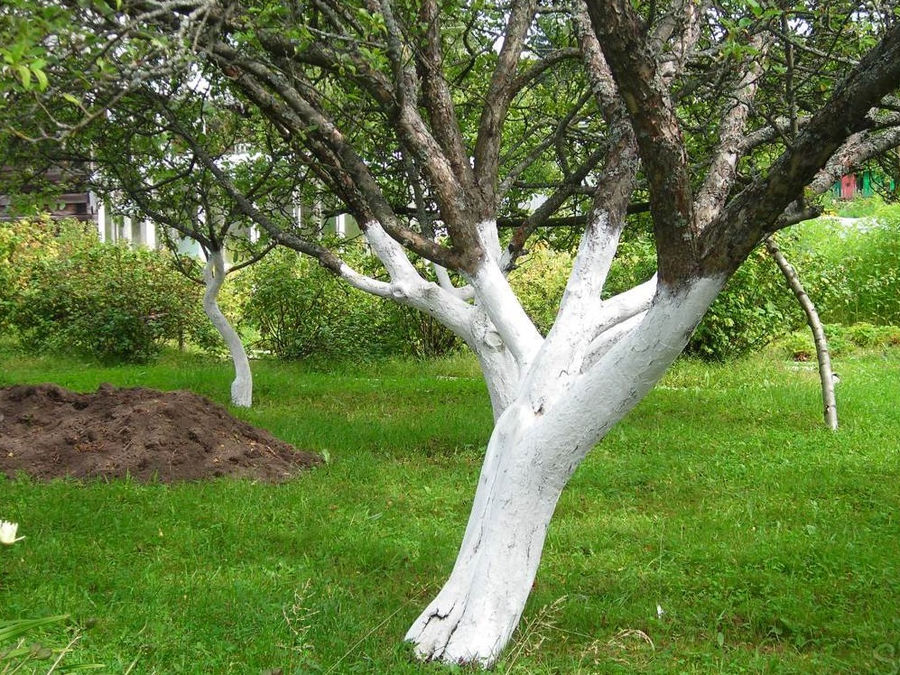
[[1, 344, 899, 673]]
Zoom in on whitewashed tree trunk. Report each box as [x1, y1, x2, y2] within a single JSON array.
[[405, 274, 725, 665], [203, 249, 253, 408]]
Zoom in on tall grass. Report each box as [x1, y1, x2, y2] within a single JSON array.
[[1, 346, 899, 672], [790, 205, 900, 326]]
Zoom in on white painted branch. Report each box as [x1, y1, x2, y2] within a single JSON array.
[[497, 246, 515, 273], [540, 275, 726, 465], [694, 37, 766, 229], [362, 221, 426, 290], [594, 275, 657, 334], [203, 250, 253, 407], [581, 310, 647, 371], [521, 211, 624, 409], [476, 219, 502, 262], [469, 316, 521, 419], [362, 221, 521, 419], [554, 211, 622, 334], [433, 263, 475, 301], [337, 262, 394, 298], [467, 257, 544, 370]]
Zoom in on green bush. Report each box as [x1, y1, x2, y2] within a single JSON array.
[[688, 244, 804, 359], [5, 218, 203, 362], [814, 216, 900, 326], [502, 221, 900, 361], [237, 246, 459, 360], [0, 215, 59, 331], [604, 231, 658, 299], [772, 322, 900, 360], [509, 243, 573, 335], [600, 231, 802, 360]]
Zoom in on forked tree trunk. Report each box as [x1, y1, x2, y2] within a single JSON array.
[[764, 237, 838, 429], [406, 276, 725, 665], [203, 249, 253, 408]]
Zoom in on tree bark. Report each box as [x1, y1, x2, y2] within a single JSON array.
[[203, 249, 253, 408], [406, 275, 725, 665], [404, 402, 559, 665], [765, 237, 838, 430]]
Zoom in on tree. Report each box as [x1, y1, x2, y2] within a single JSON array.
[[2, 0, 900, 666], [85, 87, 305, 407]]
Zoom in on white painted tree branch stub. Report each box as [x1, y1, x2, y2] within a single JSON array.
[[203, 250, 253, 408], [765, 237, 838, 430]]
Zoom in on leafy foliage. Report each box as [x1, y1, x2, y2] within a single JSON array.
[[3, 219, 203, 362], [515, 207, 900, 360], [689, 245, 800, 359], [808, 213, 900, 327], [509, 243, 573, 336], [237, 246, 459, 361]]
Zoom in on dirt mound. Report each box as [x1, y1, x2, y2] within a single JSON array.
[[0, 383, 321, 482]]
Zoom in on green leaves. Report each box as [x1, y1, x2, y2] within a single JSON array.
[[0, 616, 70, 644], [0, 615, 105, 671], [4, 219, 205, 363], [0, 48, 49, 92]]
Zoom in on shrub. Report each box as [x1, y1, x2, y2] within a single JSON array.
[[603, 231, 658, 299], [773, 322, 899, 360], [508, 243, 573, 335], [237, 245, 458, 360], [0, 216, 60, 332], [599, 231, 800, 360], [390, 304, 462, 358], [5, 218, 202, 362], [817, 217, 900, 326], [688, 244, 804, 360], [838, 322, 900, 349]]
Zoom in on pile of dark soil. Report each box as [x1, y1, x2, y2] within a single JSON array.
[[0, 383, 321, 482]]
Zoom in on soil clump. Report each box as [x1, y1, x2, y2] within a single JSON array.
[[0, 383, 321, 482]]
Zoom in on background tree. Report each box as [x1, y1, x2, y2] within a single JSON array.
[[86, 84, 311, 407]]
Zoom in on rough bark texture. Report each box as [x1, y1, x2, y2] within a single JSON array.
[[584, 0, 700, 283], [405, 275, 725, 665]]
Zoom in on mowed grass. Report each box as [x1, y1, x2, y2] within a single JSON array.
[[1, 343, 899, 673]]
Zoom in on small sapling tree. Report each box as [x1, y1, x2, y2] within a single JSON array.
[[86, 87, 310, 406]]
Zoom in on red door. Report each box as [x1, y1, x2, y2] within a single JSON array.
[[841, 174, 856, 200]]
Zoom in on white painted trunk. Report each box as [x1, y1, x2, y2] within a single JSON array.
[[404, 403, 564, 665], [203, 250, 253, 408], [406, 276, 725, 666], [328, 219, 727, 665]]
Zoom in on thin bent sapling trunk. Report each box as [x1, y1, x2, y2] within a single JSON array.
[[765, 237, 838, 429], [203, 249, 253, 408]]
